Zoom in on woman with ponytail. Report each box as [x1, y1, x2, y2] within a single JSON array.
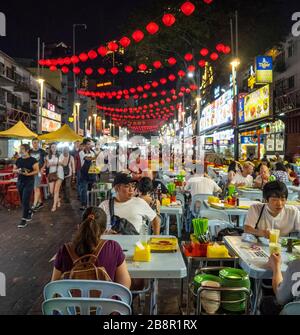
[[51, 207, 131, 289]]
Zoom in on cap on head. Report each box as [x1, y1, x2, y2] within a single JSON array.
[[113, 173, 135, 187]]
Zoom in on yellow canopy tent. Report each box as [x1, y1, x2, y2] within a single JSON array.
[[38, 124, 83, 142], [0, 121, 37, 139]]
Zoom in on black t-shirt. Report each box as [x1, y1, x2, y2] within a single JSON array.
[[16, 157, 38, 183], [30, 149, 46, 169]]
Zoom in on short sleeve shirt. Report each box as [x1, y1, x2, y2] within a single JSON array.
[[54, 240, 125, 281]]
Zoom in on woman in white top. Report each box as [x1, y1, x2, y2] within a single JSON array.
[[46, 143, 64, 212], [59, 147, 75, 203], [244, 181, 300, 238]]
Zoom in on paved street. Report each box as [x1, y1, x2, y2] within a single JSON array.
[[0, 195, 184, 315]]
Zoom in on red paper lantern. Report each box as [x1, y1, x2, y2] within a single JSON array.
[[139, 64, 148, 71], [71, 55, 79, 64], [85, 68, 93, 76], [200, 48, 209, 56], [98, 46, 108, 57], [143, 93, 148, 99], [186, 88, 191, 94], [162, 13, 176, 27], [170, 89, 176, 95], [144, 84, 151, 90], [64, 57, 71, 65], [152, 92, 158, 97], [178, 70, 186, 77], [39, 59, 45, 66], [224, 45, 231, 54], [160, 78, 167, 85], [166, 98, 171, 103], [133, 94, 139, 99], [61, 66, 69, 74], [172, 95, 178, 100], [152, 81, 159, 88], [73, 67, 81, 75], [45, 59, 52, 66], [210, 52, 219, 61], [88, 50, 98, 60], [161, 91, 167, 96], [153, 60, 162, 69], [50, 65, 57, 72], [110, 67, 119, 75], [216, 43, 225, 53], [146, 22, 159, 35], [98, 68, 106, 75], [181, 2, 196, 16], [188, 65, 196, 72], [57, 58, 64, 66], [119, 37, 131, 48], [198, 59, 206, 67], [132, 30, 144, 43], [124, 65, 134, 73], [178, 92, 184, 97], [203, 0, 213, 4], [137, 86, 144, 92], [168, 57, 177, 66], [168, 74, 176, 81], [79, 53, 88, 62], [184, 53, 194, 62], [108, 41, 119, 52], [129, 88, 136, 94]]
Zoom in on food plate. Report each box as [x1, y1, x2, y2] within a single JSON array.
[[149, 237, 178, 253]]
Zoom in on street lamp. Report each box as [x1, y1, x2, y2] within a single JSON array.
[[93, 113, 97, 137], [230, 58, 240, 160], [37, 78, 45, 134], [75, 102, 81, 134]]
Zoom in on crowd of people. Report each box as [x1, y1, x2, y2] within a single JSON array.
[[10, 140, 300, 314]]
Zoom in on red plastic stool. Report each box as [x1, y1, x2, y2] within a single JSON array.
[[6, 186, 21, 208]]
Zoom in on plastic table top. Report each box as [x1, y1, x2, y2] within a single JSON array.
[[224, 236, 290, 280], [160, 206, 183, 215], [103, 235, 187, 279], [204, 200, 260, 216]]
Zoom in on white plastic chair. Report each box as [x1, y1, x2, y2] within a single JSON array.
[[280, 301, 300, 315], [208, 219, 234, 240], [201, 209, 231, 223], [42, 298, 131, 315], [44, 280, 132, 305]]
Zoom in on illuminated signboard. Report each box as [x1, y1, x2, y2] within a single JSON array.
[[239, 85, 270, 123], [255, 56, 273, 84], [41, 118, 60, 132], [41, 108, 61, 132], [200, 89, 233, 131]]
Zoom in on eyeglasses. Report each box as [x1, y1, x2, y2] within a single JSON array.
[[122, 183, 136, 189]]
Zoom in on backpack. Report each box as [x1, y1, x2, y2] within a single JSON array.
[[61, 240, 112, 281], [216, 227, 244, 242]]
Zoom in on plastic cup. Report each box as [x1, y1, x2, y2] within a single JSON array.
[[228, 185, 236, 197], [269, 242, 281, 255], [269, 229, 280, 244]]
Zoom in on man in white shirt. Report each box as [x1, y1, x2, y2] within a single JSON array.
[[231, 161, 254, 187], [244, 181, 300, 238], [185, 172, 222, 197], [99, 173, 160, 235]]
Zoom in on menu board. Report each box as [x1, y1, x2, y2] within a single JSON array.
[[240, 85, 270, 123], [200, 90, 233, 131]]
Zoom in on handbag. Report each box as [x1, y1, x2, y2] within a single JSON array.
[[47, 157, 59, 182], [63, 156, 71, 177], [109, 198, 139, 235]]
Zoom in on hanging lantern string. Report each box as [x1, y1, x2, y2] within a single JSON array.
[[44, 43, 230, 77], [39, 1, 215, 68]]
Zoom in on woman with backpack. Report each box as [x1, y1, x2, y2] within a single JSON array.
[[51, 207, 131, 289], [45, 143, 64, 212]]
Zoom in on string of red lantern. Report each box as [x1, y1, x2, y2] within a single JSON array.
[[80, 83, 197, 102], [39, 1, 214, 68], [45, 44, 230, 76]]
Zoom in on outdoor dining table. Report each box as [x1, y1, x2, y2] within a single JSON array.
[[203, 200, 260, 226], [160, 205, 183, 238], [103, 235, 187, 315], [224, 236, 291, 315], [238, 186, 299, 201]]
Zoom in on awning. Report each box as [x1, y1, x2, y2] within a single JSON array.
[[38, 124, 83, 142], [0, 121, 38, 139]]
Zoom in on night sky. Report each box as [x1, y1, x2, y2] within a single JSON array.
[[1, 0, 299, 59]]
